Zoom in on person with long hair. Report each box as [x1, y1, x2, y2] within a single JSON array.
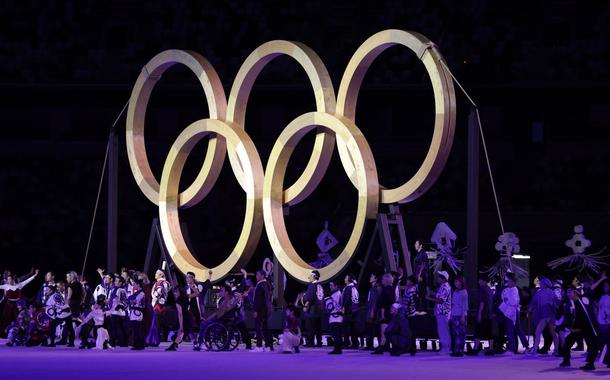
[[0, 269, 38, 338], [281, 305, 301, 354]]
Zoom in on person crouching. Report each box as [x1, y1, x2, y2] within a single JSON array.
[[80, 297, 112, 349], [380, 303, 413, 356], [281, 305, 301, 354]]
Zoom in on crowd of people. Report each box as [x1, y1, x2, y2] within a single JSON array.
[[1, 240, 609, 372]]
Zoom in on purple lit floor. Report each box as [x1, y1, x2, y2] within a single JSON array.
[[0, 340, 607, 380]]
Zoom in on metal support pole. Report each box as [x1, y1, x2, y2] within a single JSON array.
[[273, 257, 286, 307], [466, 107, 479, 290], [107, 129, 118, 273]]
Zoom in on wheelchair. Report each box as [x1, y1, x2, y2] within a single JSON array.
[[201, 320, 242, 351]]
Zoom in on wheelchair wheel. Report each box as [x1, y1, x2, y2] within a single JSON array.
[[204, 322, 229, 351], [226, 327, 241, 351]]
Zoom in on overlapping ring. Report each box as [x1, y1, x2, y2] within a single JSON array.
[[126, 29, 456, 283]]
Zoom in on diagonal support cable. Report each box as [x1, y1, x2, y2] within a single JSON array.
[[81, 99, 130, 277], [439, 60, 505, 234]]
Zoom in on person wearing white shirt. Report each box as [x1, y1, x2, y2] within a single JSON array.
[[326, 281, 343, 355], [109, 275, 129, 347], [0, 270, 38, 338], [499, 273, 529, 354]]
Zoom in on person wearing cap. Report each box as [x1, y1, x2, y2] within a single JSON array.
[[382, 303, 413, 356], [527, 277, 559, 355], [468, 273, 493, 355], [301, 270, 324, 347], [427, 270, 451, 354]]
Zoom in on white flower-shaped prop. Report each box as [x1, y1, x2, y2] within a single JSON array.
[[547, 225, 608, 274], [485, 232, 528, 280], [430, 222, 464, 274]]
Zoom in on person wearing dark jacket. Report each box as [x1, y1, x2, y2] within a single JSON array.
[[372, 273, 395, 354], [35, 271, 56, 308], [252, 270, 273, 352], [379, 303, 413, 356], [325, 281, 344, 355], [301, 270, 324, 347], [413, 240, 429, 312], [341, 273, 360, 349], [559, 286, 600, 371], [365, 273, 382, 350], [185, 270, 211, 336]]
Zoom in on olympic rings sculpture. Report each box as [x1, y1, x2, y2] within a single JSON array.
[[126, 29, 456, 283]]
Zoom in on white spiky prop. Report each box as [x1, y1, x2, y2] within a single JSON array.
[[547, 225, 608, 274], [485, 232, 528, 281], [430, 222, 464, 274]]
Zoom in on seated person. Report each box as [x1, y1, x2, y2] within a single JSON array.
[[26, 304, 51, 347], [281, 305, 301, 354], [80, 296, 112, 349], [194, 284, 242, 351], [6, 300, 30, 346]]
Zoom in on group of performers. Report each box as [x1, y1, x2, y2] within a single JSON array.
[[0, 266, 277, 353], [1, 242, 610, 371]]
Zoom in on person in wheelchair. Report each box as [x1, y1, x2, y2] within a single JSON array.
[[193, 283, 242, 351]]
